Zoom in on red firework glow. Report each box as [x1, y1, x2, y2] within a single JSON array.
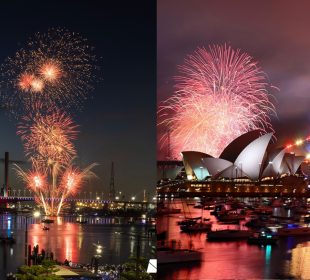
[[18, 73, 35, 91], [158, 44, 276, 158]]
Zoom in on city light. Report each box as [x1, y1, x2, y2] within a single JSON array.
[[131, 196, 136, 201], [33, 211, 40, 218]]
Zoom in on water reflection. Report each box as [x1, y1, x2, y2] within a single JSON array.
[[290, 242, 310, 279], [0, 214, 154, 279], [158, 200, 310, 279]]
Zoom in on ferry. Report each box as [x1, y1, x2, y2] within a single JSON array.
[[207, 230, 251, 241]]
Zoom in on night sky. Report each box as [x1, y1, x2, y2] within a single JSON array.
[[158, 0, 310, 158], [0, 0, 156, 199]]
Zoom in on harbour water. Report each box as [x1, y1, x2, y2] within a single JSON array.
[[157, 200, 310, 280], [0, 214, 154, 279]]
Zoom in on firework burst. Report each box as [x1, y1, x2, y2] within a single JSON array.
[[0, 28, 97, 117], [15, 162, 96, 216], [158, 44, 276, 158], [17, 108, 78, 166]]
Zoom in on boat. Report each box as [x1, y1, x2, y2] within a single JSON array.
[[180, 222, 212, 233], [247, 229, 278, 245], [157, 247, 203, 264], [277, 224, 310, 236], [207, 230, 251, 241], [41, 219, 54, 224]]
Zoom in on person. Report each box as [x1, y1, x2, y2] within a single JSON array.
[[64, 259, 69, 266], [41, 249, 46, 259], [50, 251, 54, 260]]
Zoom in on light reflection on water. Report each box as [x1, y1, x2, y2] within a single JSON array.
[[290, 242, 310, 279], [0, 214, 154, 279], [157, 200, 310, 280]]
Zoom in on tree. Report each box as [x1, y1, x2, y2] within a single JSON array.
[[120, 257, 154, 280], [15, 260, 64, 280]]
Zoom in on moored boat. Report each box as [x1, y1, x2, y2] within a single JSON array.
[[180, 222, 212, 233]]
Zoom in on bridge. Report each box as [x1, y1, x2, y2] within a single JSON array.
[[0, 195, 156, 208]]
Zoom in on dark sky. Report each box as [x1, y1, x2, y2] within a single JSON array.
[[158, 0, 310, 157], [0, 0, 156, 199]]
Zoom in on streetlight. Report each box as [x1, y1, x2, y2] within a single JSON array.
[[25, 211, 41, 265], [131, 196, 136, 201]]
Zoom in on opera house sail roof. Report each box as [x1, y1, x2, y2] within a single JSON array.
[[181, 131, 305, 181]]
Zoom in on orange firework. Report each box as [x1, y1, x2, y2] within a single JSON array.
[[18, 73, 35, 91], [0, 28, 97, 117], [17, 109, 78, 166], [39, 62, 62, 82], [56, 163, 96, 215], [30, 78, 44, 93]]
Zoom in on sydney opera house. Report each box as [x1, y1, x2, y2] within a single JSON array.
[[157, 130, 309, 197]]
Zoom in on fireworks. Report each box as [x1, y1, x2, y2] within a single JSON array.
[[39, 62, 62, 82], [0, 28, 97, 116], [1, 28, 99, 216], [17, 108, 78, 166], [158, 44, 276, 158], [15, 162, 96, 216]]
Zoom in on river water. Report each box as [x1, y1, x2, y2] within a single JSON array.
[[157, 200, 310, 280], [0, 214, 154, 279]]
